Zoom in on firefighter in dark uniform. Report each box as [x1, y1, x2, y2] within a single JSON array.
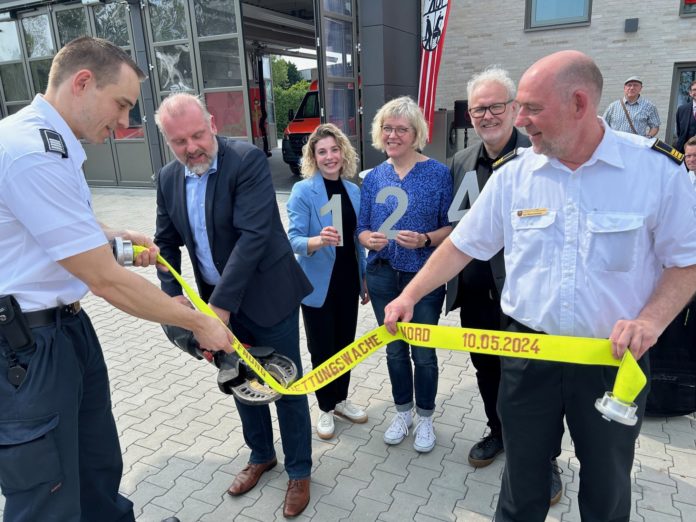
[[446, 67, 562, 504], [447, 67, 530, 467], [0, 37, 232, 522]]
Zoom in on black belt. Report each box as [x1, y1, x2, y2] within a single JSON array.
[[24, 302, 81, 328], [509, 318, 544, 335]]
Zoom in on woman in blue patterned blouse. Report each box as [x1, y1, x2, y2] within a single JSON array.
[[357, 96, 453, 453]]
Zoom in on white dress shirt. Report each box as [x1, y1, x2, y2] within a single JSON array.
[[0, 95, 107, 311]]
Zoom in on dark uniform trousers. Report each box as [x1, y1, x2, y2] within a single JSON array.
[[458, 287, 503, 435], [0, 310, 134, 521], [495, 321, 649, 522]]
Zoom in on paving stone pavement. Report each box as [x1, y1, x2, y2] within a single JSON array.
[[3, 187, 695, 522]]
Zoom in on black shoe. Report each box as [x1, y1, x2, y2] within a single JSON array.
[[468, 432, 504, 468], [161, 518, 180, 522], [550, 458, 563, 505]]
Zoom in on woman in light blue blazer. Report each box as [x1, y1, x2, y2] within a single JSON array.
[[287, 123, 369, 440]]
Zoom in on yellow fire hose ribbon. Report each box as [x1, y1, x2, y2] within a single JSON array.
[[136, 246, 646, 405]]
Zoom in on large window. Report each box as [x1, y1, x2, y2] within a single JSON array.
[[525, 0, 591, 30], [0, 20, 31, 115], [681, 0, 696, 16]]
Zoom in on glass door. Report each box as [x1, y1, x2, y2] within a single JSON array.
[[667, 63, 696, 146], [55, 2, 151, 187], [144, 0, 250, 168], [0, 20, 32, 117], [314, 0, 361, 165]]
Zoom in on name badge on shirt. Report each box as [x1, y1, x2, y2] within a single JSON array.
[[517, 208, 548, 218]]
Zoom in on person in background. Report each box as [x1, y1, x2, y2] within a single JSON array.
[[447, 65, 563, 504], [357, 96, 453, 453], [287, 123, 370, 440], [603, 76, 660, 138], [674, 81, 696, 153], [685, 135, 696, 188], [447, 67, 529, 468]]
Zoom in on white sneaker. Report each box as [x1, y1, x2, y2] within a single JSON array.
[[383, 410, 412, 445], [317, 411, 335, 440], [334, 400, 368, 423], [413, 416, 436, 453]]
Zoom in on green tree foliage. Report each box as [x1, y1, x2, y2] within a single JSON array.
[[287, 62, 303, 86], [274, 80, 310, 138], [271, 56, 289, 89]]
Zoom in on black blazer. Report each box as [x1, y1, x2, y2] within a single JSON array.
[[445, 130, 530, 314], [674, 102, 696, 153], [155, 136, 312, 327]]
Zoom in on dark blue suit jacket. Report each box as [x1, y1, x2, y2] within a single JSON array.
[[155, 136, 312, 327], [674, 102, 696, 153]]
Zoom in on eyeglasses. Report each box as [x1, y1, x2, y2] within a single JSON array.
[[381, 125, 412, 136], [468, 100, 513, 119]]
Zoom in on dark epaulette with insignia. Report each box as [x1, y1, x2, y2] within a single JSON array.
[[39, 128, 68, 158], [492, 148, 520, 170], [651, 139, 683, 165]]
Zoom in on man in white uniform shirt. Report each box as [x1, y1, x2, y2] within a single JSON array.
[[384, 51, 696, 521], [0, 37, 233, 522]]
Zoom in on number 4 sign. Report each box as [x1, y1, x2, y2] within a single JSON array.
[[447, 170, 480, 223]]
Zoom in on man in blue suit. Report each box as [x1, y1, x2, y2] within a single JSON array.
[[154, 93, 313, 518], [674, 80, 696, 153]]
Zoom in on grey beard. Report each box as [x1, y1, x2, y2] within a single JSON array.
[[188, 160, 212, 175]]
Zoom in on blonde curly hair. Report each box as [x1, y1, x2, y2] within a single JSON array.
[[300, 123, 358, 179]]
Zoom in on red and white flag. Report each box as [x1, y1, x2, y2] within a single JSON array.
[[418, 0, 452, 141]]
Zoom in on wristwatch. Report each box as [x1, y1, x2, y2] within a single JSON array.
[[423, 233, 432, 248]]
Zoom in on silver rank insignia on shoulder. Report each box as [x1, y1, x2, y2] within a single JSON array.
[[651, 139, 683, 165], [39, 128, 68, 158], [492, 147, 521, 170]]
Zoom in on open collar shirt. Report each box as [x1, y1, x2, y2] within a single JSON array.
[[602, 95, 661, 136], [450, 119, 696, 339], [185, 157, 220, 286]]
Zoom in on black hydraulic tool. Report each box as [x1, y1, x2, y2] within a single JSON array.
[[110, 238, 298, 405]]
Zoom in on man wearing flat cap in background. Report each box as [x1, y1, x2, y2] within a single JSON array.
[[604, 76, 660, 138]]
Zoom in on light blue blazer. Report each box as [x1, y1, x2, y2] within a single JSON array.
[[287, 173, 367, 307]]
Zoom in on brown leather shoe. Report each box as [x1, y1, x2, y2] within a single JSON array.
[[283, 478, 310, 518], [226, 458, 277, 496]]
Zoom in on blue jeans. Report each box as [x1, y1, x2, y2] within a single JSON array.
[[367, 262, 445, 416], [228, 308, 312, 479]]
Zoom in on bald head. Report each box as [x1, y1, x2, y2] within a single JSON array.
[[523, 50, 603, 108], [515, 50, 605, 168], [155, 93, 212, 137], [155, 92, 219, 175]]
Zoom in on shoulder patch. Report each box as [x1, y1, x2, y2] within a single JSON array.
[[39, 129, 68, 158], [651, 139, 683, 165], [492, 148, 519, 170]]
